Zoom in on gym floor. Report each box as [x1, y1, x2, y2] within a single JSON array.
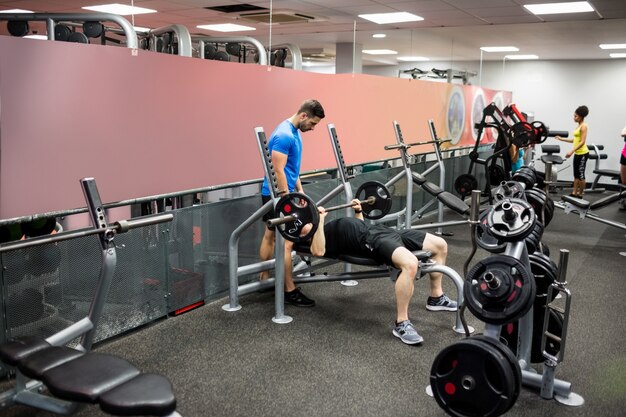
[[4, 189, 626, 417]]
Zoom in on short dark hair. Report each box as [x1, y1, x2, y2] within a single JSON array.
[[575, 105, 589, 118], [298, 99, 325, 119]]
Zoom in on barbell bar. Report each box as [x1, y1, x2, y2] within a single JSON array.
[[0, 213, 174, 253], [267, 196, 376, 228], [384, 138, 451, 151]]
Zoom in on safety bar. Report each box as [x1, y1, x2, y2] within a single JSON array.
[[0, 13, 138, 48], [148, 24, 192, 57], [195, 36, 268, 65]]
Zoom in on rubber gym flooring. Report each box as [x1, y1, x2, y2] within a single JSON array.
[[4, 189, 626, 417]]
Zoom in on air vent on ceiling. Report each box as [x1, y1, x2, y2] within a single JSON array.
[[239, 10, 324, 24]]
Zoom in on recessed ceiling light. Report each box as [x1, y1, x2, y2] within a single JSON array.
[[480, 46, 519, 52], [197, 23, 256, 32], [397, 56, 430, 62], [23, 34, 48, 40], [523, 1, 593, 15], [359, 12, 423, 24], [372, 34, 386, 38], [0, 9, 34, 13], [504, 54, 539, 60], [599, 44, 626, 50], [609, 53, 626, 58], [362, 49, 398, 55], [82, 3, 157, 15]]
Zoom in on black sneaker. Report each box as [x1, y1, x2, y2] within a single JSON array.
[[284, 287, 315, 307]]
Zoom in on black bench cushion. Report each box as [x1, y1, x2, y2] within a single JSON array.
[[293, 242, 432, 265], [0, 336, 50, 366], [43, 353, 140, 403], [19, 346, 84, 380], [592, 169, 620, 178], [561, 195, 590, 210], [411, 172, 427, 185], [99, 373, 177, 416], [421, 181, 444, 196], [437, 191, 470, 215]]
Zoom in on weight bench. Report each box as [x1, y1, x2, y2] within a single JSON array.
[[588, 144, 621, 192], [285, 244, 469, 335], [0, 178, 179, 416], [0, 339, 178, 416], [412, 172, 471, 216], [557, 194, 626, 232]]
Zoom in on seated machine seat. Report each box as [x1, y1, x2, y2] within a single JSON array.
[[99, 373, 177, 417], [411, 172, 427, 185], [42, 353, 140, 403], [19, 346, 84, 380], [0, 336, 51, 366], [421, 181, 444, 196], [437, 191, 470, 215], [541, 154, 564, 165], [561, 195, 590, 210]]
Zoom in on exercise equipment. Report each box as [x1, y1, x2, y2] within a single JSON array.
[[464, 254, 536, 325], [267, 181, 392, 242], [557, 193, 626, 233], [7, 20, 29, 37], [487, 198, 537, 241], [430, 336, 521, 417], [0, 178, 178, 416]]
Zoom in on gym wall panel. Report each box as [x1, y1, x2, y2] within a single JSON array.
[[0, 36, 510, 219]]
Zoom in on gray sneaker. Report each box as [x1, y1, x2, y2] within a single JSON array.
[[426, 293, 458, 311], [392, 320, 424, 345]]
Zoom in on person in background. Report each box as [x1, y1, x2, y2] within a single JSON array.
[[620, 124, 626, 186], [555, 105, 590, 198], [258, 99, 325, 307]]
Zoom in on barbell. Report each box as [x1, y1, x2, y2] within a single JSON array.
[[384, 138, 451, 151], [267, 181, 392, 243]]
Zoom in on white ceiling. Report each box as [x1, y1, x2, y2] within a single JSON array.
[[1, 0, 626, 64]]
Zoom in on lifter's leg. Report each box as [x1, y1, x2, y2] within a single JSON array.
[[259, 227, 275, 280], [391, 247, 423, 344], [422, 233, 457, 311]]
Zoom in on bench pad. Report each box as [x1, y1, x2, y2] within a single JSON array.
[[99, 373, 177, 416]]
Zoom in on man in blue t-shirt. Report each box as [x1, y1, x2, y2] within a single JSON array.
[[259, 99, 325, 307]]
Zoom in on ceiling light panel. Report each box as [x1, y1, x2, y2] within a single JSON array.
[[197, 24, 256, 32], [524, 2, 593, 15], [358, 12, 423, 24], [504, 54, 539, 60], [82, 3, 157, 16], [599, 44, 626, 50], [362, 49, 398, 55], [480, 46, 519, 52]]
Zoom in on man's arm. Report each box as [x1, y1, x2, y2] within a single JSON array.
[[271, 150, 289, 194], [310, 209, 328, 257]]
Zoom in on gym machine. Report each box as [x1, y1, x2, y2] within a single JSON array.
[[0, 178, 178, 416], [428, 185, 584, 416]]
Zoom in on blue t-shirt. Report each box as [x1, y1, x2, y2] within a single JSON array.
[[261, 120, 303, 196]]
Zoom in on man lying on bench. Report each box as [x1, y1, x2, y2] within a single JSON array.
[[299, 200, 457, 345]]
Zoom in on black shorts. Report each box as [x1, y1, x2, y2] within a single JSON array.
[[261, 194, 275, 230], [621, 154, 626, 166], [365, 225, 426, 266], [573, 153, 589, 180]]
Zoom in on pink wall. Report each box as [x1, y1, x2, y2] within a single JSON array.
[[0, 36, 510, 219]]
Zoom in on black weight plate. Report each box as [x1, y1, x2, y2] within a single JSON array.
[[274, 192, 319, 243], [204, 44, 217, 59], [83, 21, 103, 38], [529, 253, 558, 299], [475, 209, 506, 253], [454, 173, 478, 197], [214, 50, 230, 61], [22, 217, 57, 237], [225, 42, 241, 56], [355, 181, 392, 220], [68, 31, 89, 44], [511, 122, 535, 147], [54, 24, 71, 42], [7, 20, 29, 37], [487, 198, 537, 242], [430, 338, 518, 417], [0, 223, 24, 243], [500, 307, 563, 363], [488, 164, 506, 185], [464, 254, 536, 325], [493, 180, 525, 202], [473, 335, 521, 413]]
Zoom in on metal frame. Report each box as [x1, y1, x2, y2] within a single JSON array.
[[0, 12, 138, 49]]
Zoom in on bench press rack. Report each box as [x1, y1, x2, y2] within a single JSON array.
[[0, 178, 179, 416], [375, 120, 473, 232], [224, 125, 471, 334]]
